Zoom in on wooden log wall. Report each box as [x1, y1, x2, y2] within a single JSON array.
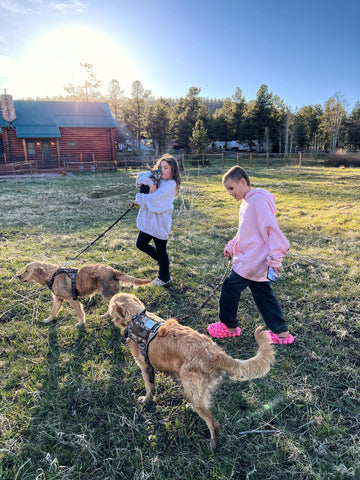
[[59, 127, 116, 162]]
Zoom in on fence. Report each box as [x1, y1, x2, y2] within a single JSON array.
[[0, 153, 118, 176], [179, 151, 329, 172], [0, 151, 344, 177]]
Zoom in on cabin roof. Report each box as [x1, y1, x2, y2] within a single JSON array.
[[0, 101, 116, 138]]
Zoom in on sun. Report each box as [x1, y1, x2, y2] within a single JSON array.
[[8, 26, 141, 98]]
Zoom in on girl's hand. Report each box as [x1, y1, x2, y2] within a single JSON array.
[[223, 248, 232, 259], [149, 184, 157, 193], [133, 200, 139, 206]]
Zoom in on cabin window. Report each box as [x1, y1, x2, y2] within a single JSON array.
[[68, 141, 78, 147], [27, 142, 36, 155]]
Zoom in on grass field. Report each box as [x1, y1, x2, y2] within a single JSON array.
[[0, 164, 359, 479]]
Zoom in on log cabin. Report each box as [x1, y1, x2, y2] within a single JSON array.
[[0, 95, 117, 173]]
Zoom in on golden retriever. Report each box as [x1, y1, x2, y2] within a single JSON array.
[[105, 293, 275, 449], [18, 261, 150, 327]]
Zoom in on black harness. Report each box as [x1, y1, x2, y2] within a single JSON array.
[[46, 268, 79, 300], [125, 309, 162, 383]]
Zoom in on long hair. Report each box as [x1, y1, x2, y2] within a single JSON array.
[[153, 154, 181, 196]]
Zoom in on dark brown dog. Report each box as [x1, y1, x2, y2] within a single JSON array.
[[18, 261, 150, 327], [106, 293, 275, 449]]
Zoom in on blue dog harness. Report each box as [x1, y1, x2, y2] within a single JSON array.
[[125, 309, 163, 383]]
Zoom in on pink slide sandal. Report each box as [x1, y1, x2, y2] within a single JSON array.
[[207, 322, 241, 338], [265, 331, 295, 344]]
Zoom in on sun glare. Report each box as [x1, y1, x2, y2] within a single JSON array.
[[6, 26, 140, 98]]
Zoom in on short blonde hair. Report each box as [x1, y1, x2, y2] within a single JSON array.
[[222, 165, 250, 186]]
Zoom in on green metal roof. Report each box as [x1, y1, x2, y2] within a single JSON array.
[[0, 101, 116, 138], [16, 125, 61, 138]]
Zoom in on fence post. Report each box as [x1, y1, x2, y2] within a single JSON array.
[[202, 153, 205, 168], [299, 152, 302, 167], [236, 152, 239, 165], [221, 153, 224, 169], [249, 152, 253, 167]]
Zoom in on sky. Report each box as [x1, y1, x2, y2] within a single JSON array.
[[0, 0, 359, 112]]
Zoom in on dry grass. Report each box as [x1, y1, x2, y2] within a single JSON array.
[[0, 164, 359, 479]]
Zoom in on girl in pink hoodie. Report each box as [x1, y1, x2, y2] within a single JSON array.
[[207, 165, 294, 344]]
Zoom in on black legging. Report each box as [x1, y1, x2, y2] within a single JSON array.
[[136, 231, 170, 282]]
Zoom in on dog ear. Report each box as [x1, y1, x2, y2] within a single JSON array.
[[35, 266, 47, 281], [114, 303, 126, 321], [134, 296, 143, 306]]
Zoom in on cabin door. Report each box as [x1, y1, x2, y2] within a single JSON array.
[[41, 141, 51, 162]]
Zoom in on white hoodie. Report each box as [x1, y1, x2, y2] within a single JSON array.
[[135, 171, 177, 240]]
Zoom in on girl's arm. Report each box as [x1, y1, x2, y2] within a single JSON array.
[[256, 202, 290, 267], [135, 180, 176, 213], [136, 171, 155, 188], [224, 234, 239, 257]]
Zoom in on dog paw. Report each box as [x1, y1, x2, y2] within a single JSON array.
[[76, 321, 85, 328], [42, 317, 53, 324], [137, 395, 153, 404]]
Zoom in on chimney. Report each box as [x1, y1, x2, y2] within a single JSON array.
[[1, 90, 16, 123]]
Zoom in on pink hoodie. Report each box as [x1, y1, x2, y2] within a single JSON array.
[[226, 188, 290, 282]]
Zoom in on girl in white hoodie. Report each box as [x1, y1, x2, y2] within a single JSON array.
[[134, 154, 181, 286]]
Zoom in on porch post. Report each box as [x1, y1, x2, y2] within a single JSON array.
[[22, 138, 28, 162]]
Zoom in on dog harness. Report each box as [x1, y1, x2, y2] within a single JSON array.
[[46, 268, 79, 300], [125, 309, 163, 383]]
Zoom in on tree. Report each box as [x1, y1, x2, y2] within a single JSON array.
[[253, 84, 274, 152], [319, 93, 348, 151], [144, 98, 172, 154], [271, 95, 287, 153], [346, 101, 360, 150], [107, 79, 124, 122], [170, 87, 208, 152], [239, 100, 258, 150], [211, 88, 246, 148], [64, 62, 102, 102], [122, 80, 151, 147], [296, 105, 322, 150], [213, 100, 234, 146], [190, 119, 210, 153], [232, 87, 247, 143]]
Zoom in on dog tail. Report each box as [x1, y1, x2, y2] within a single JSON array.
[[114, 272, 151, 287], [226, 327, 275, 382]]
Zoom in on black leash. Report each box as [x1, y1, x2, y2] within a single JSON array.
[[180, 258, 232, 321], [64, 203, 136, 266], [197, 258, 232, 310]]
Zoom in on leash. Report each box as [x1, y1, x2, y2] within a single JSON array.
[[197, 258, 232, 310], [64, 203, 136, 266], [180, 258, 232, 321], [6, 204, 136, 319]]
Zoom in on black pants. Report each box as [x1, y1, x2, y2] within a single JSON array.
[[136, 231, 170, 282], [219, 270, 288, 334]]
